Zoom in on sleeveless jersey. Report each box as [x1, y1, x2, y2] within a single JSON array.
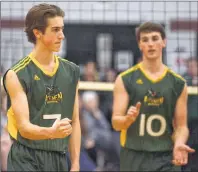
[[3, 53, 80, 152], [120, 64, 185, 152]]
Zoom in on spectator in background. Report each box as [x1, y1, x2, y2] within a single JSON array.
[[183, 58, 198, 122], [99, 69, 120, 169], [1, 66, 7, 133], [1, 65, 12, 172], [77, 96, 97, 171], [100, 68, 117, 127], [81, 91, 112, 160], [81, 91, 119, 170], [183, 58, 198, 86], [182, 58, 198, 172], [104, 68, 117, 83], [81, 61, 100, 82]]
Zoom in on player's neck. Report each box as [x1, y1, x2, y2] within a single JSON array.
[[140, 57, 164, 73], [32, 45, 54, 65]]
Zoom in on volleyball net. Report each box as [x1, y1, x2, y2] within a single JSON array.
[[1, 1, 198, 95]]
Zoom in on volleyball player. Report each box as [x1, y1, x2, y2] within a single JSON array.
[[3, 3, 81, 171], [112, 21, 195, 171]]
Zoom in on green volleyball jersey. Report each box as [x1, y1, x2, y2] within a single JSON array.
[[3, 53, 80, 152], [120, 63, 185, 152]]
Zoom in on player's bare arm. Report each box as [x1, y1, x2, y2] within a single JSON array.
[[172, 83, 195, 166], [112, 75, 141, 131], [172, 84, 189, 144], [69, 83, 81, 171], [5, 70, 71, 140]]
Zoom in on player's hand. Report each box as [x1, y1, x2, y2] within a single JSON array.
[[50, 118, 72, 139], [124, 102, 141, 128], [172, 143, 195, 166]]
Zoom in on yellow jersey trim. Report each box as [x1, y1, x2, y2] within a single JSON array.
[[139, 63, 168, 83], [59, 57, 69, 63], [12, 57, 31, 73], [59, 57, 78, 68], [120, 129, 127, 147], [168, 69, 186, 82], [29, 53, 59, 77], [12, 56, 29, 71], [7, 107, 18, 140], [120, 64, 140, 77], [14, 58, 32, 73]]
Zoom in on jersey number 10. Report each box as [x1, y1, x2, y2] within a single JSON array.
[[139, 114, 166, 137]]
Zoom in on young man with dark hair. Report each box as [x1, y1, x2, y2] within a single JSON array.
[[112, 21, 195, 171], [3, 3, 81, 171]]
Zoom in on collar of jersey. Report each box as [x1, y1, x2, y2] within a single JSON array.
[[28, 52, 59, 77], [138, 63, 168, 83]]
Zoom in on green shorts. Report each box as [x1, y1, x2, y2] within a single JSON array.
[[120, 147, 181, 171], [7, 141, 70, 171]]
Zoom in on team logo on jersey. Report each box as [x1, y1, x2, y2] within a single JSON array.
[[45, 85, 63, 103], [144, 89, 164, 106], [136, 78, 143, 84], [34, 74, 40, 80]]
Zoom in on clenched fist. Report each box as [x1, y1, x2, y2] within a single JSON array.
[[50, 118, 72, 139]]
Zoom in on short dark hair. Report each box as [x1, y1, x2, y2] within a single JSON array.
[[24, 3, 65, 44], [136, 21, 166, 42]]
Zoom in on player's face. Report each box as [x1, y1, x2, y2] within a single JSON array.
[[138, 32, 166, 60], [40, 16, 65, 52]]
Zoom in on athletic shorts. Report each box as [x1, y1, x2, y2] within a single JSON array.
[[120, 147, 181, 171], [7, 141, 70, 171]]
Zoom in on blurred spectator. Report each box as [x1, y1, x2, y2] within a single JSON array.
[[100, 69, 120, 170], [183, 58, 198, 86], [183, 58, 198, 121], [1, 65, 7, 132], [81, 91, 111, 158], [81, 61, 100, 82], [182, 58, 198, 172], [100, 69, 117, 127], [1, 80, 7, 134], [81, 91, 119, 170], [104, 68, 117, 83], [1, 65, 12, 172], [78, 95, 87, 140], [1, 130, 12, 172], [76, 95, 97, 171]]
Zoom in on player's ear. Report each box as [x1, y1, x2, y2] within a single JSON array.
[[33, 29, 42, 39]]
